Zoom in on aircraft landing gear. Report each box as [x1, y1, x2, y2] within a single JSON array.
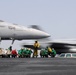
[[8, 38, 15, 51], [10, 38, 15, 45], [0, 37, 1, 44]]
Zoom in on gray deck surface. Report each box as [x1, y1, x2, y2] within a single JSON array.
[[0, 58, 76, 75]]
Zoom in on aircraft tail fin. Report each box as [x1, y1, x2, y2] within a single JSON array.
[[29, 25, 44, 31]]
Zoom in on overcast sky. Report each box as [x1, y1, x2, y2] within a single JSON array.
[[0, 0, 76, 49]]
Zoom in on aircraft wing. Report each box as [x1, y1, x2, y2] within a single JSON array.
[[23, 45, 34, 49], [21, 43, 41, 50], [47, 40, 76, 54], [21, 39, 76, 54]]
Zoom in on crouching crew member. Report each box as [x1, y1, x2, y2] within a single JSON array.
[[47, 47, 52, 56], [11, 49, 17, 58], [51, 48, 56, 57]]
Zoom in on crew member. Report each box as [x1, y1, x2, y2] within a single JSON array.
[[11, 49, 17, 58], [33, 41, 40, 58], [47, 46, 52, 56], [51, 48, 56, 57], [8, 46, 12, 51]]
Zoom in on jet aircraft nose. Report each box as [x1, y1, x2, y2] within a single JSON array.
[[29, 28, 50, 39]]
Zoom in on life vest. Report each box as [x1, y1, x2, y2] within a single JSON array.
[[34, 43, 40, 48], [48, 47, 52, 53], [11, 50, 17, 55], [51, 49, 56, 55]]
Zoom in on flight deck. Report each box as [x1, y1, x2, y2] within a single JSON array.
[[0, 58, 76, 75]]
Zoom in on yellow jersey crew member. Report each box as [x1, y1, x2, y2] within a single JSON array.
[[47, 47, 52, 55], [33, 41, 40, 58]]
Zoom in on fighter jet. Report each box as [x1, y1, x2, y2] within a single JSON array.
[[22, 38, 76, 54], [21, 25, 76, 54], [0, 20, 50, 44]]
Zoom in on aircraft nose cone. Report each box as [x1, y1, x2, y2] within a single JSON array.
[[32, 29, 50, 38], [39, 31, 50, 38]]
